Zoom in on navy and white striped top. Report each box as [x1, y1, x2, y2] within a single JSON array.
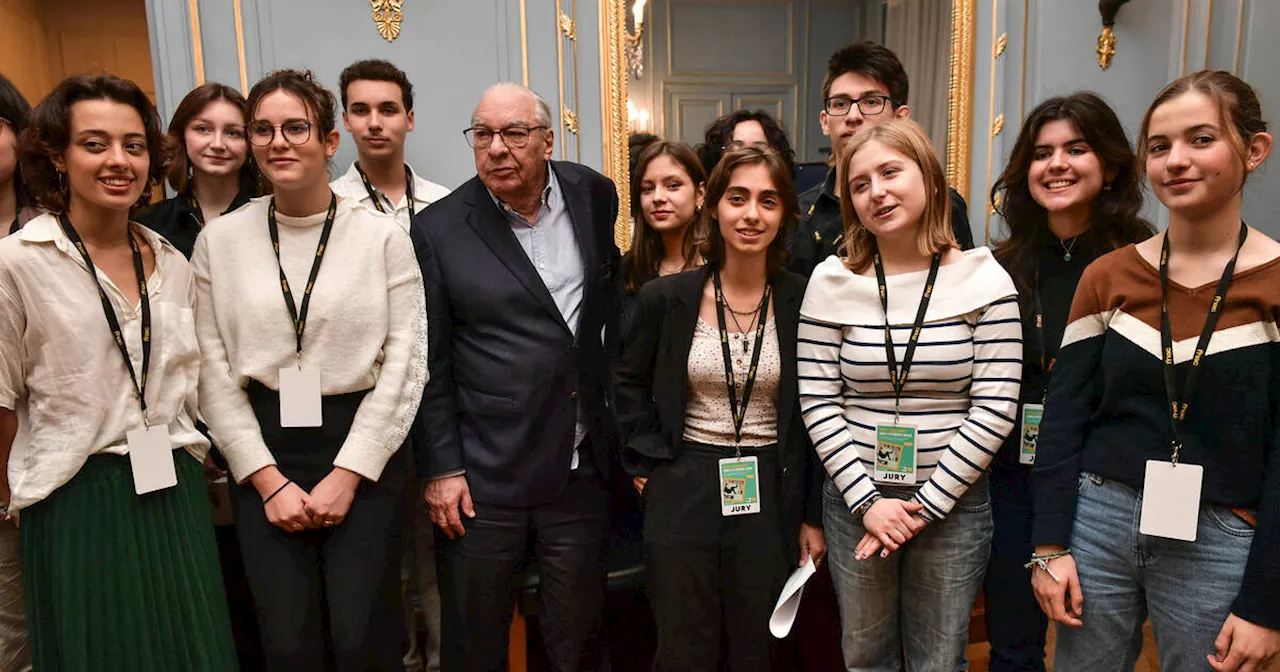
[[797, 248, 1022, 520]]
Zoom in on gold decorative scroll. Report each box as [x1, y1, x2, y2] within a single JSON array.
[[1097, 25, 1117, 69], [371, 0, 403, 42], [562, 106, 579, 135], [559, 13, 577, 40]]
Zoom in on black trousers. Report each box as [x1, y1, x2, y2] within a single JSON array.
[[643, 442, 789, 672], [436, 447, 608, 672], [232, 381, 408, 672], [984, 461, 1048, 672]]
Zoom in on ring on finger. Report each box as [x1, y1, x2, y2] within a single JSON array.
[[292, 523, 302, 531], [323, 519, 334, 527]]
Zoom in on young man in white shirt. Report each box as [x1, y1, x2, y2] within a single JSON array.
[[332, 59, 450, 231], [332, 59, 446, 672]]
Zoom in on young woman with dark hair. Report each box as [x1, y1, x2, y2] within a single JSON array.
[[136, 83, 258, 258], [1031, 70, 1280, 672], [191, 69, 426, 670], [617, 145, 825, 670], [984, 92, 1152, 672], [696, 109, 797, 176], [798, 119, 1020, 669], [615, 140, 707, 358], [0, 73, 39, 237], [0, 72, 236, 671]]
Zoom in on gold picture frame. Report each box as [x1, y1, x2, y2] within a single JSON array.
[[598, 0, 978, 251]]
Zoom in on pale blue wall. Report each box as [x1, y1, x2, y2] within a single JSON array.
[[145, 0, 602, 190], [973, 0, 1280, 243]]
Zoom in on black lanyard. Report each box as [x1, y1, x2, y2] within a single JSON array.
[[1159, 222, 1247, 462], [872, 247, 942, 421], [267, 193, 338, 360], [355, 162, 415, 215], [58, 213, 152, 422], [712, 271, 772, 452]]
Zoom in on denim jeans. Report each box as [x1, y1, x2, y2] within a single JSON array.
[[824, 476, 993, 672], [1053, 472, 1253, 672]]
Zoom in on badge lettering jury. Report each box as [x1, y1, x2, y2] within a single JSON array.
[[719, 456, 760, 516], [875, 424, 917, 485]]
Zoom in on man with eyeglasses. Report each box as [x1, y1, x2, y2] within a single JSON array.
[[331, 60, 450, 233], [409, 82, 620, 672], [789, 41, 974, 277]]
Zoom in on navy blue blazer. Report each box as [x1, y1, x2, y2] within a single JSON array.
[[410, 161, 622, 507]]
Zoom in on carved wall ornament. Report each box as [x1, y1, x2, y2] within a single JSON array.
[[371, 0, 403, 42], [1097, 0, 1132, 69]]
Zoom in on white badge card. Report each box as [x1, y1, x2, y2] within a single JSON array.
[[1139, 460, 1203, 542], [874, 424, 918, 485], [1020, 404, 1043, 465], [279, 366, 322, 428], [127, 425, 178, 495], [719, 455, 761, 516]]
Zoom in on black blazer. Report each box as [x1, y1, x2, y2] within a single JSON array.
[[410, 161, 622, 508], [614, 267, 823, 550]]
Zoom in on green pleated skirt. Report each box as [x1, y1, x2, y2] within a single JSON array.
[[20, 452, 238, 672]]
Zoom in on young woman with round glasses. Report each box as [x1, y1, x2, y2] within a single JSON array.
[[192, 69, 427, 670]]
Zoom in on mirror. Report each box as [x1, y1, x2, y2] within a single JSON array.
[[599, 0, 976, 250]]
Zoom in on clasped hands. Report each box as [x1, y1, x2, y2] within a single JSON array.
[[855, 498, 928, 560], [251, 466, 360, 533]]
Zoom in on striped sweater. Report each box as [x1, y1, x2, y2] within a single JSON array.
[[798, 248, 1022, 520], [1031, 243, 1280, 628]]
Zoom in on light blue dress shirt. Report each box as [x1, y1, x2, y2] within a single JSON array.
[[489, 167, 589, 463]]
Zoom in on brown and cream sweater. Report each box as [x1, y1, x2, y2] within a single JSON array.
[[1031, 243, 1280, 628]]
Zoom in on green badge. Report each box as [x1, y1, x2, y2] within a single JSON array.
[[1020, 403, 1043, 465], [719, 455, 760, 516], [874, 424, 917, 485]]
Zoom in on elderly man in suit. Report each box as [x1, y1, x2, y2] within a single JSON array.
[[409, 82, 621, 672]]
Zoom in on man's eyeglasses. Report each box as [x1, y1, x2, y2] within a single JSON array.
[[464, 125, 549, 149], [824, 95, 893, 117], [247, 119, 313, 147]]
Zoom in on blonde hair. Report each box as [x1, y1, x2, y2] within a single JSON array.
[[837, 119, 955, 272]]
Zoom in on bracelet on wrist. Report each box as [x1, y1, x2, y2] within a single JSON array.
[[852, 494, 882, 519], [263, 480, 292, 505], [1024, 549, 1071, 582]]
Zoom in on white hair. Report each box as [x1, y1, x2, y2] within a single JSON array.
[[473, 82, 553, 127]]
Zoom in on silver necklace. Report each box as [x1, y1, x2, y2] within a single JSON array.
[[1059, 235, 1080, 261]]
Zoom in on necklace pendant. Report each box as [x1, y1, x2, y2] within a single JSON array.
[[1063, 252, 1072, 262]]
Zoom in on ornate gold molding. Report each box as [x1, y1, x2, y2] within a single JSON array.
[[991, 113, 1005, 137], [188, 0, 205, 85], [233, 0, 247, 94], [947, 0, 977, 201], [599, 1, 631, 251], [371, 0, 403, 42], [994, 33, 1008, 57]]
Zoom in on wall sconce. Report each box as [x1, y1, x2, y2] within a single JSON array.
[[627, 99, 650, 133], [1096, 0, 1132, 69], [627, 0, 648, 79]]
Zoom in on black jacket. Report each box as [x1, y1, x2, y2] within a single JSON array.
[[615, 267, 823, 553], [136, 189, 254, 259], [409, 161, 622, 508], [789, 168, 975, 277]]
